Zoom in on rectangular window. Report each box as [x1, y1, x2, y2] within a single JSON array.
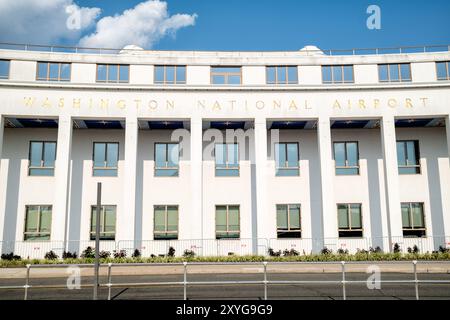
[[276, 204, 301, 238], [36, 62, 70, 81], [96, 64, 129, 83], [334, 142, 359, 175], [154, 205, 179, 240], [275, 143, 299, 176], [90, 205, 116, 240], [155, 143, 179, 177], [93, 142, 119, 177], [216, 205, 240, 239], [378, 63, 412, 82], [215, 143, 239, 176], [211, 67, 242, 85], [401, 203, 426, 237], [154, 65, 186, 84], [436, 61, 450, 81], [0, 59, 10, 79], [28, 141, 56, 176], [24, 205, 52, 241], [397, 140, 420, 174], [322, 65, 354, 84], [337, 204, 363, 238], [266, 66, 298, 84]]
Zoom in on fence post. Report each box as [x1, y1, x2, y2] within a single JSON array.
[[107, 263, 112, 301], [341, 261, 346, 300], [24, 264, 31, 300], [413, 260, 419, 300], [263, 261, 268, 300], [183, 262, 188, 300]]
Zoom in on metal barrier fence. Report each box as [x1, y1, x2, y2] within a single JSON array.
[[1, 261, 450, 300], [1, 236, 449, 259]]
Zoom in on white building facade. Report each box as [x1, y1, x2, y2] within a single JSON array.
[[0, 45, 449, 258]]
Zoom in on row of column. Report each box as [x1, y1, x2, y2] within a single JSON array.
[[0, 114, 449, 249]]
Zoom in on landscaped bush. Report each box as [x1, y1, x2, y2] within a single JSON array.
[[268, 248, 281, 257], [183, 249, 195, 258], [113, 250, 127, 258], [62, 251, 78, 259], [44, 250, 59, 260], [369, 246, 383, 253], [99, 250, 111, 259], [283, 249, 300, 256], [81, 246, 95, 258], [168, 246, 176, 257], [393, 243, 401, 253], [1, 252, 21, 261], [337, 248, 349, 255], [407, 245, 419, 254], [439, 246, 449, 253], [321, 247, 332, 255], [132, 249, 141, 258]]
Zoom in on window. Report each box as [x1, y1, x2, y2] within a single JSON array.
[[90, 205, 116, 240], [266, 66, 298, 84], [215, 143, 239, 176], [93, 142, 119, 177], [211, 67, 241, 85], [338, 204, 363, 238], [436, 61, 450, 81], [401, 203, 426, 237], [37, 62, 70, 81], [216, 205, 240, 239], [24, 205, 52, 241], [397, 141, 420, 174], [275, 143, 299, 176], [154, 205, 178, 240], [155, 143, 179, 177], [0, 60, 10, 79], [28, 141, 56, 176], [322, 65, 354, 84], [378, 63, 412, 82], [154, 65, 186, 84], [334, 142, 359, 175], [276, 204, 301, 238], [96, 64, 129, 83]]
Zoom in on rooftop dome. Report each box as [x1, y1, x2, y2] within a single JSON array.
[[299, 45, 324, 56]]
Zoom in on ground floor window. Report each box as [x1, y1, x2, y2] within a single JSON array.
[[276, 204, 301, 238], [338, 203, 363, 238], [216, 205, 240, 239], [90, 205, 116, 240], [154, 205, 179, 240], [401, 202, 426, 237], [24, 205, 52, 240]]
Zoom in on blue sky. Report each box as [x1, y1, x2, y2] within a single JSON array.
[[1, 0, 449, 51]]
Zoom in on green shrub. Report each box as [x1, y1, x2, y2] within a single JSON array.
[[183, 249, 195, 258], [168, 247, 176, 257], [44, 250, 59, 260], [132, 249, 141, 258], [81, 246, 95, 258], [393, 243, 401, 253], [1, 252, 21, 261], [113, 250, 127, 258]]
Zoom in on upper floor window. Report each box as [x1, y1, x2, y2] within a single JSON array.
[[155, 143, 179, 177], [266, 66, 298, 84], [401, 203, 425, 237], [275, 143, 299, 176], [276, 204, 301, 238], [154, 205, 179, 240], [0, 60, 10, 79], [397, 140, 420, 174], [154, 65, 186, 84], [378, 63, 411, 83], [215, 143, 239, 177], [211, 67, 241, 85], [93, 142, 119, 177], [322, 65, 354, 84], [338, 203, 363, 238], [24, 205, 52, 241], [216, 205, 240, 239], [436, 61, 450, 81], [90, 205, 116, 240], [96, 64, 129, 83], [334, 142, 359, 175], [37, 62, 70, 82], [29, 141, 56, 176]]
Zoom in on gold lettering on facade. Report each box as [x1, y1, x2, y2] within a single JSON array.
[[212, 101, 221, 111], [289, 100, 297, 110], [373, 99, 380, 108], [42, 98, 51, 108], [88, 98, 93, 109], [73, 98, 81, 108], [405, 98, 413, 108], [273, 100, 281, 109], [24, 97, 35, 107], [229, 100, 236, 110], [149, 100, 158, 110], [420, 97, 428, 107], [117, 100, 126, 109], [388, 99, 397, 108], [256, 101, 265, 110], [134, 99, 141, 109], [58, 98, 64, 108], [304, 100, 311, 109], [100, 99, 109, 109], [166, 100, 174, 110], [333, 100, 342, 109], [197, 100, 206, 110], [358, 99, 366, 109]]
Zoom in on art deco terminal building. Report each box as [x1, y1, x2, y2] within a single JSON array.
[[0, 44, 449, 258]]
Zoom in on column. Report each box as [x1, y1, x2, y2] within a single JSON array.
[[317, 117, 337, 246], [380, 115, 403, 251], [442, 115, 450, 238], [254, 118, 268, 254], [52, 115, 73, 245], [0, 114, 5, 243], [190, 117, 203, 240], [120, 117, 138, 242], [446, 115, 450, 161]]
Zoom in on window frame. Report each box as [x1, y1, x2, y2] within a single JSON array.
[[214, 143, 240, 177], [28, 141, 57, 176], [333, 141, 360, 175], [0, 59, 10, 79], [153, 205, 179, 240], [92, 142, 119, 177], [397, 140, 421, 175], [215, 205, 240, 239], [337, 203, 363, 238], [210, 66, 242, 85], [436, 61, 450, 81], [36, 61, 71, 82], [96, 64, 130, 83], [321, 65, 354, 84], [401, 202, 426, 237], [276, 204, 301, 238], [274, 142, 300, 176], [90, 205, 117, 240], [23, 205, 52, 241], [154, 65, 186, 84], [378, 63, 412, 83], [154, 142, 180, 177], [266, 65, 298, 85]]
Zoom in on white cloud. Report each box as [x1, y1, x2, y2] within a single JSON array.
[[79, 0, 198, 49], [0, 0, 100, 44]]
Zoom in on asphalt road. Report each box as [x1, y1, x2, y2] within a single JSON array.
[[1, 272, 450, 300]]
